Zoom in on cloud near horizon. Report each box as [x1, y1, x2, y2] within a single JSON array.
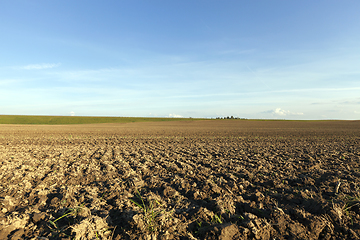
[[168, 114, 183, 118], [264, 108, 304, 117], [20, 63, 61, 70]]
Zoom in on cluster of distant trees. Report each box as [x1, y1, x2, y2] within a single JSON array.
[[216, 116, 247, 120]]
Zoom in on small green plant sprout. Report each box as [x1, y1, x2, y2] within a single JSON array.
[[130, 189, 163, 232], [224, 208, 231, 215], [343, 204, 356, 225], [193, 220, 203, 235], [212, 213, 223, 224], [49, 203, 85, 229], [99, 191, 107, 201], [341, 193, 360, 225]]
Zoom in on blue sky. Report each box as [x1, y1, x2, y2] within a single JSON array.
[[1, 1, 359, 119]]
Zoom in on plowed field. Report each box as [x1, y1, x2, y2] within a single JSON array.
[[1, 120, 360, 240]]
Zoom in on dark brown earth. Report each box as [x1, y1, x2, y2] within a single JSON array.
[[0, 120, 360, 240]]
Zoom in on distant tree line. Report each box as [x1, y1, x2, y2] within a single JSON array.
[[215, 116, 247, 120]]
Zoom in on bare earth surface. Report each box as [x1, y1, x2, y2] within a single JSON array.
[[1, 120, 360, 240]]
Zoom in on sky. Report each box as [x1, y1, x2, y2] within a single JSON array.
[[1, 1, 360, 120]]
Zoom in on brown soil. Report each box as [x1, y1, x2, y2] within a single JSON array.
[[1, 120, 360, 240]]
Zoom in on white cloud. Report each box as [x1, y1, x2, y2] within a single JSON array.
[[70, 111, 75, 116], [168, 113, 183, 118], [266, 108, 304, 116], [20, 63, 61, 70]]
